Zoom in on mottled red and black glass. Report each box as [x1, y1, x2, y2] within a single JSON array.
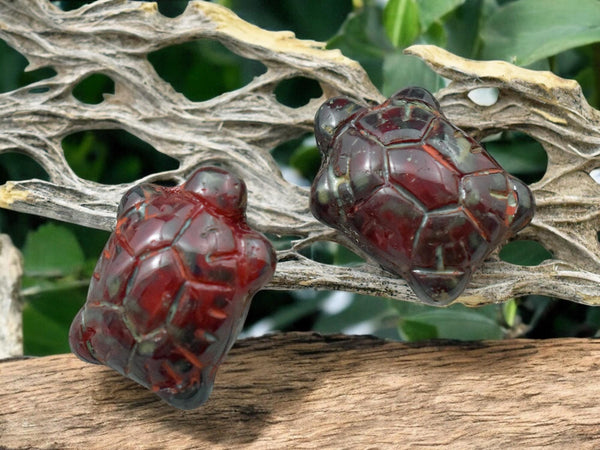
[[311, 87, 534, 305], [69, 166, 276, 409]]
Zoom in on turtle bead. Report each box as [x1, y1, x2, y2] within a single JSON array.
[[310, 86, 535, 305], [69, 166, 276, 409]]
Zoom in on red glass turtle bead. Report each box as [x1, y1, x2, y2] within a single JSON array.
[[310, 87, 534, 305], [69, 166, 276, 409]]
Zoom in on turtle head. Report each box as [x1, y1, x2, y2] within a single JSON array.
[[117, 183, 163, 218], [314, 97, 363, 155], [390, 86, 441, 111], [507, 175, 535, 234], [184, 166, 247, 216]]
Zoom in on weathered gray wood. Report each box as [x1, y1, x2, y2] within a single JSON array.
[[0, 234, 22, 358], [2, 333, 600, 449], [0, 1, 597, 306]]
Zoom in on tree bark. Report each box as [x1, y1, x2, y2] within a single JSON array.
[[2, 333, 600, 449]]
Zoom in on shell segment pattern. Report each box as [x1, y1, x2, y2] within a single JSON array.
[[311, 87, 535, 305], [69, 166, 276, 409]]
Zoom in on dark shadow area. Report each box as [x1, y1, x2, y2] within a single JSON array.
[[0, 40, 56, 94], [154, 0, 188, 18], [244, 290, 318, 334], [275, 77, 322, 108], [498, 239, 552, 266], [485, 132, 548, 184], [62, 129, 178, 184], [72, 73, 115, 104], [51, 0, 95, 11], [520, 295, 600, 338], [0, 152, 48, 184], [148, 40, 266, 102], [229, 0, 352, 41]]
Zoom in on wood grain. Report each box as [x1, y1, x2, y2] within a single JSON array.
[[2, 333, 600, 449]]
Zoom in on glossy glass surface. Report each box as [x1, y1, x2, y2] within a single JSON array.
[[311, 87, 535, 305], [69, 167, 276, 409]]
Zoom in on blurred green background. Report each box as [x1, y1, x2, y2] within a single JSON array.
[[2, 0, 599, 356]]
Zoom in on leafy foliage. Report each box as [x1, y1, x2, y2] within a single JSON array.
[[480, 0, 600, 66], [1, 0, 600, 355]]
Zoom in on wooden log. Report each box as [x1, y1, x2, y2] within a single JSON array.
[[2, 333, 600, 448]]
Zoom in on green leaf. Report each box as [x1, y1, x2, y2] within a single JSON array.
[[400, 308, 505, 340], [23, 223, 85, 277], [503, 299, 518, 327], [61, 131, 108, 182], [480, 0, 600, 66], [399, 319, 438, 340], [25, 284, 86, 323], [289, 144, 321, 181], [417, 0, 466, 31], [444, 0, 485, 58], [333, 244, 364, 266], [575, 65, 600, 109], [313, 294, 393, 334], [387, 297, 433, 316], [382, 52, 445, 97], [499, 240, 553, 266], [422, 21, 447, 47], [22, 302, 72, 355], [586, 306, 600, 329], [384, 0, 421, 48], [484, 133, 548, 182], [328, 3, 394, 88]]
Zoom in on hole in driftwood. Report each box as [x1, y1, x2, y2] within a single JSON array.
[[589, 168, 600, 184], [0, 152, 49, 183], [0, 40, 57, 93], [275, 77, 322, 108], [51, 1, 95, 11], [152, 178, 179, 188], [28, 87, 50, 94], [263, 233, 303, 252], [272, 134, 320, 188], [243, 289, 300, 335], [298, 240, 365, 266], [499, 240, 552, 266], [243, 289, 323, 337], [484, 132, 548, 184], [72, 73, 115, 104], [596, 230, 600, 247], [156, 1, 188, 18], [148, 40, 266, 102], [62, 129, 178, 184], [467, 87, 499, 106], [22, 67, 57, 88]]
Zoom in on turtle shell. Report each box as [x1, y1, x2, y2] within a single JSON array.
[[69, 166, 276, 409], [311, 87, 535, 305]]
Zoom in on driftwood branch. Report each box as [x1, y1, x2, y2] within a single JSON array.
[[2, 333, 600, 448], [0, 1, 598, 306]]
